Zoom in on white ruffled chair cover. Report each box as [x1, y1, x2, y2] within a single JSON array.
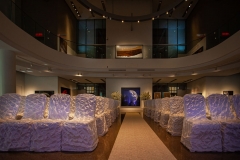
[[115, 100, 120, 117], [146, 100, 152, 117], [181, 94, 222, 152], [30, 94, 67, 152], [4, 94, 48, 151], [154, 99, 162, 122], [95, 96, 108, 136], [109, 99, 116, 123], [151, 99, 156, 119], [61, 94, 98, 151], [207, 94, 240, 152], [0, 93, 24, 151], [167, 96, 184, 136], [159, 97, 170, 128], [104, 98, 112, 128], [232, 94, 240, 119]]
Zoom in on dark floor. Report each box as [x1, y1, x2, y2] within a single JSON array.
[[143, 115, 240, 160], [1, 113, 240, 160]]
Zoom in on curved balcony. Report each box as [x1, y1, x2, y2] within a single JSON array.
[[0, 1, 240, 83]]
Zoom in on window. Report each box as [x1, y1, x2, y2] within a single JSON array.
[[78, 19, 106, 58], [153, 19, 185, 58]]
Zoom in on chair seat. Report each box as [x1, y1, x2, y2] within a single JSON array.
[[167, 114, 184, 136], [96, 113, 108, 136], [181, 119, 222, 152], [61, 119, 98, 151], [220, 120, 240, 152]]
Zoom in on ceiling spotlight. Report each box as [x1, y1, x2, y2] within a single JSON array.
[[166, 11, 169, 14], [103, 15, 105, 18], [191, 71, 197, 75], [122, 20, 124, 23], [213, 67, 220, 72], [89, 8, 91, 11], [137, 20, 140, 23], [152, 17, 154, 20], [76, 73, 82, 76], [45, 67, 52, 72]]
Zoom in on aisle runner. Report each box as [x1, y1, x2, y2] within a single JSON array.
[[108, 113, 176, 160]]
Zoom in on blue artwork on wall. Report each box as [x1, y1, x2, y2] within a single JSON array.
[[121, 88, 140, 106]]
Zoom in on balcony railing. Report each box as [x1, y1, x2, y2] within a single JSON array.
[[1, 0, 239, 59]]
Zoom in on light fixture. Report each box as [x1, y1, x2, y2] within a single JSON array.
[[152, 17, 154, 20], [71, 1, 81, 18], [76, 73, 82, 76], [213, 67, 220, 72], [122, 20, 124, 23], [137, 20, 140, 23], [78, 0, 189, 22], [191, 71, 197, 75], [45, 67, 52, 72]]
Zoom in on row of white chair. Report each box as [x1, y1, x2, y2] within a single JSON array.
[[0, 93, 120, 152], [144, 94, 240, 152]]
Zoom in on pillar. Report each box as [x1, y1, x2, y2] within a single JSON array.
[[0, 50, 16, 96]]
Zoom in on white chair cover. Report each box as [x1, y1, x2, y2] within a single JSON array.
[[154, 99, 162, 122], [0, 93, 22, 119], [5, 94, 47, 151], [159, 97, 170, 128], [29, 94, 64, 152], [151, 99, 156, 119], [109, 99, 116, 123], [115, 100, 120, 117], [232, 94, 240, 119], [104, 98, 112, 127], [167, 96, 184, 136], [181, 94, 222, 152], [207, 94, 240, 152], [0, 93, 24, 151], [146, 100, 152, 117], [95, 96, 108, 136], [62, 94, 98, 151]]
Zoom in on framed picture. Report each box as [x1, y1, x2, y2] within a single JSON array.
[[163, 92, 171, 98], [121, 87, 140, 107], [116, 45, 143, 59], [61, 87, 71, 95], [35, 91, 54, 97], [223, 91, 233, 95], [154, 92, 161, 99]]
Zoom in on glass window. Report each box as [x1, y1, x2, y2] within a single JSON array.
[[168, 20, 177, 44], [178, 20, 185, 45]]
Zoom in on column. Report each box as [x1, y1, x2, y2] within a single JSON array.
[[0, 50, 16, 96]]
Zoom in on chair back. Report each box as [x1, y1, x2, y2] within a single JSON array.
[[49, 94, 71, 120], [0, 93, 22, 119], [207, 94, 235, 120], [23, 94, 47, 120], [183, 94, 206, 120]]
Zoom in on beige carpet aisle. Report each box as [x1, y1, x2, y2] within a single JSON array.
[[108, 113, 176, 160]]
